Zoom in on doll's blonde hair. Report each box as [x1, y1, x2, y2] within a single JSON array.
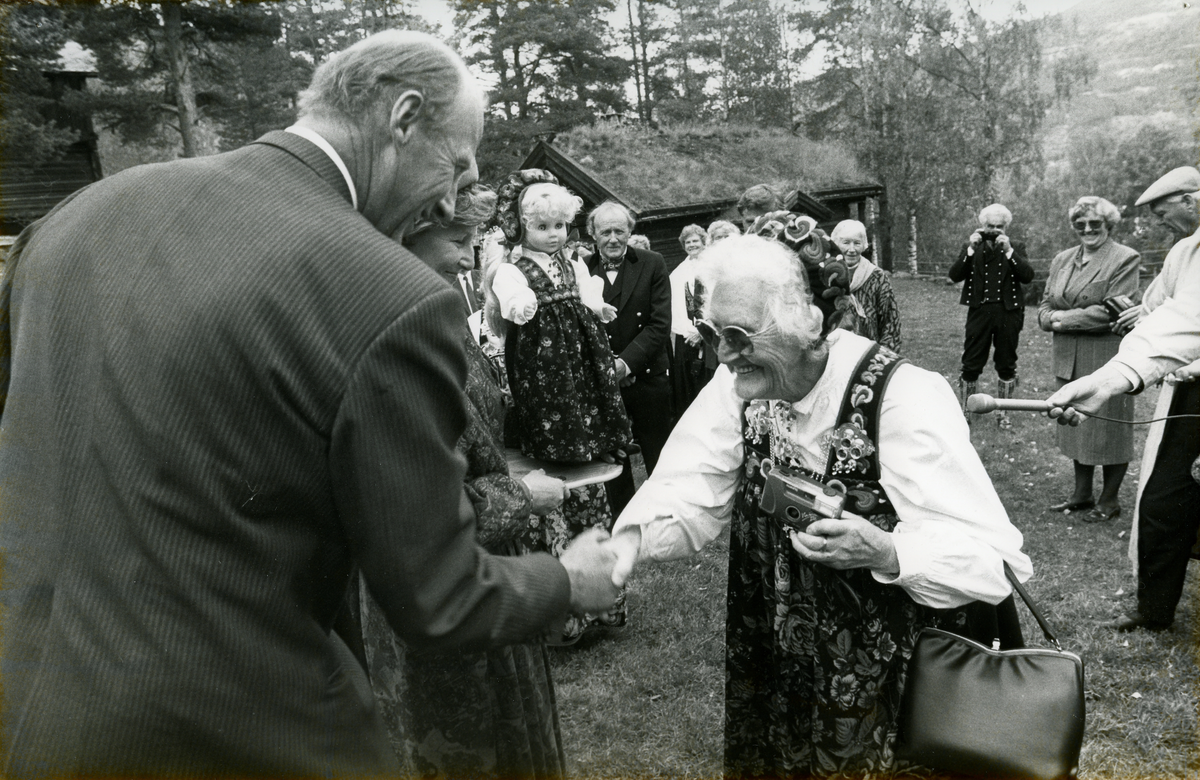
[[519, 182, 583, 230]]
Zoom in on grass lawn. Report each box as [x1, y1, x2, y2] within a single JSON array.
[[549, 276, 1200, 779]]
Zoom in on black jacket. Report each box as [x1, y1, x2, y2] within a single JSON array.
[[948, 238, 1035, 311]]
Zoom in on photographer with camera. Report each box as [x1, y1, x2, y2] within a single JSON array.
[[948, 204, 1035, 428]]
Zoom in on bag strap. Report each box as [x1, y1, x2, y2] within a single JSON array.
[[1004, 562, 1064, 651]]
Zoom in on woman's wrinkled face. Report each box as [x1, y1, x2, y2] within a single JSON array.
[[832, 231, 868, 267], [708, 276, 811, 402], [407, 224, 477, 285], [1072, 210, 1109, 250], [684, 234, 706, 258]]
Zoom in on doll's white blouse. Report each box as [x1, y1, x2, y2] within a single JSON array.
[[492, 248, 608, 325]]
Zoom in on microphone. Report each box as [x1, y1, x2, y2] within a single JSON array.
[[966, 394, 1052, 414]]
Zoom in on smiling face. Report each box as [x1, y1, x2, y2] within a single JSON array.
[[683, 234, 706, 258], [1071, 209, 1110, 251], [371, 85, 483, 238], [406, 223, 477, 285], [707, 276, 819, 402], [524, 216, 568, 255], [832, 230, 868, 267]]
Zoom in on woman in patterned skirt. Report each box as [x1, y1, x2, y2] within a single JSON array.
[[609, 235, 1031, 777], [360, 184, 573, 778]]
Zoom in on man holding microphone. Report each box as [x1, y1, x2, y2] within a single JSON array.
[[1049, 166, 1200, 633]]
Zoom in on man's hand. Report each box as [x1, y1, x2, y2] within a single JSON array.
[[1046, 366, 1135, 425], [1111, 304, 1142, 336], [789, 514, 899, 574], [605, 527, 641, 587], [969, 231, 983, 246], [599, 303, 618, 323], [685, 332, 704, 348], [559, 527, 619, 614], [996, 233, 1012, 253], [521, 469, 568, 515], [1165, 362, 1200, 385]]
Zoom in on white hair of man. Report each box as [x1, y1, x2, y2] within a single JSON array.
[[977, 203, 1013, 227], [586, 201, 637, 237], [830, 219, 869, 245], [298, 30, 477, 145], [696, 234, 825, 355]]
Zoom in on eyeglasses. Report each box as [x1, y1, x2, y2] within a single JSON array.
[[1072, 219, 1105, 233], [695, 318, 778, 354]]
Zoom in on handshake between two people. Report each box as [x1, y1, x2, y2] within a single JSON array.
[[557, 527, 642, 614]]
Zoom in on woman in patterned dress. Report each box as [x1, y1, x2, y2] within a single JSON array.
[[360, 184, 573, 778], [608, 235, 1031, 777], [831, 219, 902, 352]]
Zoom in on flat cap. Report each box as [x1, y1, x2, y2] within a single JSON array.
[[1135, 166, 1200, 206]]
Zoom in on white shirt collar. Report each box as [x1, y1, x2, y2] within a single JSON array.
[[284, 125, 358, 211]]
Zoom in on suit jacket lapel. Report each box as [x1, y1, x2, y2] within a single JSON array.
[[251, 131, 356, 208], [617, 249, 643, 312]]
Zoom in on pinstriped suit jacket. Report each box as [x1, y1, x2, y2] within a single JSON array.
[[0, 132, 570, 777]]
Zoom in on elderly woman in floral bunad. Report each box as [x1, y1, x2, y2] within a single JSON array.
[[606, 235, 1031, 777]]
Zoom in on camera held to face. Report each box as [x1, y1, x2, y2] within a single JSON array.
[[977, 228, 1003, 244]]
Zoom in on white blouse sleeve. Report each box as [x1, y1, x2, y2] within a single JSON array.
[[572, 258, 607, 314], [669, 263, 700, 340], [873, 363, 1033, 608], [612, 366, 745, 561], [491, 262, 538, 325]]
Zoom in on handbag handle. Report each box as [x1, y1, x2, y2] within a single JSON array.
[[1004, 561, 1064, 651]]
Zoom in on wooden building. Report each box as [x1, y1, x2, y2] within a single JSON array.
[[519, 138, 887, 270]]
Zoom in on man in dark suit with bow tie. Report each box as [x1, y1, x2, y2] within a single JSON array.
[[586, 201, 673, 515], [0, 30, 616, 778]]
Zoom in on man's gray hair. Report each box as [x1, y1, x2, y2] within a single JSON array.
[[696, 235, 824, 354], [298, 30, 469, 140], [587, 201, 636, 236], [977, 203, 1013, 227]]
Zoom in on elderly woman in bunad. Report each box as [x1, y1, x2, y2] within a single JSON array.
[[607, 234, 1031, 778], [831, 219, 902, 352], [1039, 196, 1140, 523], [669, 224, 712, 415], [361, 184, 573, 778]]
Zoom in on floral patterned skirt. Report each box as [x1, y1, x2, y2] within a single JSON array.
[[523, 482, 627, 642], [723, 504, 967, 778]]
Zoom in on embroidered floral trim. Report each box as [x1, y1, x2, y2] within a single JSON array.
[[827, 347, 899, 476]]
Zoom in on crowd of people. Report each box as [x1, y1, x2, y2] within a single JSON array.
[[1, 29, 1197, 779]]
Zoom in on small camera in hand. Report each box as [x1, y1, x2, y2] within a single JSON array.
[[978, 229, 1002, 244], [1102, 294, 1134, 322]]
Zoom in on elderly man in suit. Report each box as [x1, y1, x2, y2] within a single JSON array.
[[947, 203, 1036, 428], [0, 31, 616, 778], [1050, 166, 1200, 633], [586, 201, 673, 516]]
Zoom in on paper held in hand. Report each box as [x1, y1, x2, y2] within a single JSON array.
[[505, 448, 623, 489]]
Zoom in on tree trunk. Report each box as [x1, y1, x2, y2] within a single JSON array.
[[637, 0, 652, 121], [907, 212, 919, 276], [627, 0, 644, 119], [161, 2, 199, 158]]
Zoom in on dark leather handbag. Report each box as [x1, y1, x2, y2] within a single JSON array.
[[896, 563, 1086, 780]]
